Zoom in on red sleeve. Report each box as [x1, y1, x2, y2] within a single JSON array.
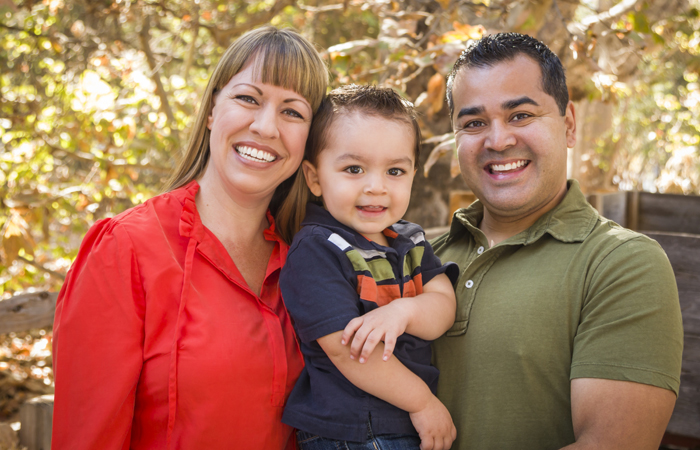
[[52, 218, 145, 450]]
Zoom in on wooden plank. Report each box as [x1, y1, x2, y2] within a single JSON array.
[[644, 232, 700, 439], [0, 291, 58, 334], [638, 192, 700, 234], [587, 192, 628, 227], [448, 190, 476, 223], [19, 395, 53, 450]]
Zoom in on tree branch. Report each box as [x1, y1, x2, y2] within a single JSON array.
[[18, 255, 66, 281], [200, 0, 296, 48], [138, 20, 177, 128]]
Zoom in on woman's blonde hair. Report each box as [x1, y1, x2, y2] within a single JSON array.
[[163, 26, 328, 242]]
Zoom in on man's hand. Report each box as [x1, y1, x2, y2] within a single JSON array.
[[409, 394, 457, 450], [341, 300, 410, 363], [561, 378, 676, 450]]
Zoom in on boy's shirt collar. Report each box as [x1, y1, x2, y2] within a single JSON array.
[[302, 203, 423, 254]]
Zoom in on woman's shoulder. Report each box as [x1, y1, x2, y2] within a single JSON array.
[[84, 182, 197, 250]]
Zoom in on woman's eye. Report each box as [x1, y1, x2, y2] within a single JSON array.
[[387, 168, 405, 176], [344, 166, 363, 174], [234, 95, 258, 104], [283, 108, 304, 119]]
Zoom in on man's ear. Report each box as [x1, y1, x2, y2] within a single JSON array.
[[302, 160, 323, 197], [565, 101, 577, 148]]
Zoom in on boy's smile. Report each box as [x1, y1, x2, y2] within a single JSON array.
[[302, 111, 416, 246]]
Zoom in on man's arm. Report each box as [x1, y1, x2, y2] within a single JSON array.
[[561, 378, 676, 450], [318, 330, 456, 450]]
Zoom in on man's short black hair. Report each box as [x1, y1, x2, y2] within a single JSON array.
[[446, 32, 569, 117]]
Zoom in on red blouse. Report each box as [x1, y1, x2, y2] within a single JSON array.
[[52, 181, 303, 449]]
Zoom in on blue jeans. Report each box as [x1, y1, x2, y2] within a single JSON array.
[[296, 426, 421, 450]]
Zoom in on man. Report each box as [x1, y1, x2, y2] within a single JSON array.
[[431, 32, 683, 449]]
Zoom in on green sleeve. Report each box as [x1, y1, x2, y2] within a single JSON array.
[[570, 235, 684, 395]]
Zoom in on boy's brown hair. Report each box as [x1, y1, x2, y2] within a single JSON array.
[[276, 84, 421, 243]]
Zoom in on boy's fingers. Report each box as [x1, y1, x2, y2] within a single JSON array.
[[382, 335, 397, 361], [359, 331, 382, 363], [341, 317, 363, 345], [349, 326, 370, 359], [420, 436, 434, 450]]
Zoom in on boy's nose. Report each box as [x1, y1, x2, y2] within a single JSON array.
[[363, 174, 387, 195]]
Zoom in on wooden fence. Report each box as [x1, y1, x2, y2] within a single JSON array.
[[2, 189, 700, 449]]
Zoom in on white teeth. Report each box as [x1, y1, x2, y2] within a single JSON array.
[[490, 160, 527, 172], [235, 145, 276, 162]]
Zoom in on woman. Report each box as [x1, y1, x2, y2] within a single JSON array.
[[52, 26, 328, 449]]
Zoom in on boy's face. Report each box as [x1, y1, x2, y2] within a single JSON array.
[[302, 111, 416, 244]]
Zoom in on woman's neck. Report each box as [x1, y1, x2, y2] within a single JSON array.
[[195, 176, 271, 244]]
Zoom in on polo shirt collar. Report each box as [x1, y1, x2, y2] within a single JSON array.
[[449, 179, 599, 246]]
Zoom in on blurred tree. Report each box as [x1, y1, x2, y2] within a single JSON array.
[[1, 0, 699, 297]]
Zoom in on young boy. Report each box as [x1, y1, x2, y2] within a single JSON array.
[[279, 85, 458, 450]]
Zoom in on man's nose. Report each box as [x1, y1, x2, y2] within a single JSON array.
[[485, 121, 516, 151]]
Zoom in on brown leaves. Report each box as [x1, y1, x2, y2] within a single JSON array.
[[1, 212, 35, 265], [440, 22, 485, 43], [422, 133, 459, 178]]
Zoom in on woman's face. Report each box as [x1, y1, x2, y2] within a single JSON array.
[[202, 62, 313, 204]]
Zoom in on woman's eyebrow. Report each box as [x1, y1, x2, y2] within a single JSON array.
[[502, 96, 539, 110], [232, 83, 263, 95]]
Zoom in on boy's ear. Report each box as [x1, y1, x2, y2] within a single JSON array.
[[302, 161, 323, 197]]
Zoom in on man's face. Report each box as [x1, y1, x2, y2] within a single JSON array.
[[451, 55, 576, 221]]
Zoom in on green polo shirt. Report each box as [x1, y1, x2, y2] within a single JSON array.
[[431, 180, 683, 450]]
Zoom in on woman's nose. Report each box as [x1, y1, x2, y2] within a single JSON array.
[[485, 121, 516, 152], [249, 105, 280, 140]]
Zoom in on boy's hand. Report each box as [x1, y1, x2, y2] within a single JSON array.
[[341, 300, 413, 363], [409, 395, 457, 450]]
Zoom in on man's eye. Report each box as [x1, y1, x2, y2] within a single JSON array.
[[388, 168, 405, 176], [464, 120, 485, 129], [512, 113, 531, 121], [344, 166, 363, 174]]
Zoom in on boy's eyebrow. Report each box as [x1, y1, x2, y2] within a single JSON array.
[[388, 157, 414, 166], [334, 154, 414, 166], [335, 153, 366, 163]]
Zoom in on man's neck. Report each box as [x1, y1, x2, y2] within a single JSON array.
[[479, 183, 568, 248]]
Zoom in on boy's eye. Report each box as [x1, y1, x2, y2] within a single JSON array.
[[387, 168, 405, 176], [344, 166, 363, 174]]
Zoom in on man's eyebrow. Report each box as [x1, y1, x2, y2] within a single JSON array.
[[502, 96, 539, 110], [456, 105, 485, 119]]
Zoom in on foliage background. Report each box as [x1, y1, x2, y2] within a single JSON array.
[[1, 0, 699, 420]]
